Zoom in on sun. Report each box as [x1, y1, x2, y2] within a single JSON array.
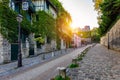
[[70, 22, 79, 29]]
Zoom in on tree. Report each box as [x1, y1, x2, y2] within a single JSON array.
[[91, 27, 100, 42], [94, 0, 120, 36]]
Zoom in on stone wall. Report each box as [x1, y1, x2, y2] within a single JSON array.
[[0, 33, 31, 64], [100, 19, 120, 51], [28, 33, 37, 55], [0, 34, 11, 64], [21, 38, 29, 58]]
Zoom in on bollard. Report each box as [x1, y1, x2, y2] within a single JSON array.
[[42, 54, 45, 60], [58, 67, 66, 79], [61, 50, 62, 54], [52, 52, 55, 57]]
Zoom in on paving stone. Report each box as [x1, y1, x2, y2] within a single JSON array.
[[67, 44, 120, 80]]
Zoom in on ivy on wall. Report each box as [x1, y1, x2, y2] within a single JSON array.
[[34, 11, 56, 39], [0, 0, 72, 49], [0, 1, 33, 42], [0, 1, 18, 42], [50, 0, 72, 48]]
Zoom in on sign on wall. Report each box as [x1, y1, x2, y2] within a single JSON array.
[[22, 2, 29, 11]]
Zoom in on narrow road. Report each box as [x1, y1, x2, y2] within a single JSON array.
[[7, 45, 91, 80], [69, 44, 120, 80]]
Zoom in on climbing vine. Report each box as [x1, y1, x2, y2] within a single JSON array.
[[0, 1, 18, 42], [50, 0, 72, 48], [33, 11, 56, 39], [0, 0, 33, 42]]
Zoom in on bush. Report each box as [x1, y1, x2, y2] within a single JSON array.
[[54, 75, 70, 80], [77, 56, 83, 61], [55, 75, 64, 80], [69, 63, 79, 68]]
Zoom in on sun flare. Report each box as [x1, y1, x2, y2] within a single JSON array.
[[70, 22, 79, 29]]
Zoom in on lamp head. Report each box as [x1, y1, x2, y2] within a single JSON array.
[[16, 14, 23, 23]]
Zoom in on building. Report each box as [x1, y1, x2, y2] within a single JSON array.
[[81, 25, 91, 44], [82, 25, 90, 31], [0, 0, 58, 64], [71, 28, 81, 48], [32, 0, 57, 18], [72, 33, 81, 48], [0, 0, 36, 63], [32, 0, 58, 52]]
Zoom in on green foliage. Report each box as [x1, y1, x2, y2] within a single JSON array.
[[82, 31, 91, 38], [34, 11, 56, 39], [0, 1, 33, 42], [56, 35, 61, 50], [77, 47, 90, 61], [0, 1, 18, 42], [91, 27, 100, 42], [0, 0, 72, 45], [55, 75, 70, 80], [77, 56, 83, 61], [34, 37, 44, 44], [50, 0, 72, 48], [69, 63, 79, 68], [98, 0, 120, 36], [50, 0, 64, 12], [55, 75, 64, 80], [78, 31, 91, 38], [21, 11, 33, 34]]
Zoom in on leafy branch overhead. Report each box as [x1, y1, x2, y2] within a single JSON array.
[[94, 0, 120, 36]]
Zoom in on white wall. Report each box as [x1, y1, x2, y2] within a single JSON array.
[[49, 6, 57, 18], [61, 39, 66, 49], [0, 34, 4, 63]]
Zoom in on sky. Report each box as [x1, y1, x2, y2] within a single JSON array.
[[58, 0, 99, 29]]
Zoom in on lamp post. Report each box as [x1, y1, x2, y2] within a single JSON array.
[[16, 14, 23, 67]]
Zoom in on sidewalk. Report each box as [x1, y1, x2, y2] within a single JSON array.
[[68, 44, 120, 80], [0, 44, 92, 80], [0, 48, 73, 78]]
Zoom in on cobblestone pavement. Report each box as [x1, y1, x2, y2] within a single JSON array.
[[68, 44, 120, 80]]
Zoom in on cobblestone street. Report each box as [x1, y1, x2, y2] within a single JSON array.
[[69, 44, 120, 80], [0, 45, 91, 80]]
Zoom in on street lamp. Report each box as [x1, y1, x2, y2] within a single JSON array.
[[16, 14, 23, 67]]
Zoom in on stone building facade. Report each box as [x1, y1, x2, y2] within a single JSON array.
[[0, 33, 31, 64], [101, 19, 120, 51]]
